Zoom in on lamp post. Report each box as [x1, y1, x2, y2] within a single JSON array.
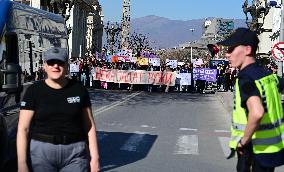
[[189, 28, 195, 63]]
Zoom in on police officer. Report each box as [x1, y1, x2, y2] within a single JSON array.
[[217, 28, 284, 172], [17, 47, 99, 172]]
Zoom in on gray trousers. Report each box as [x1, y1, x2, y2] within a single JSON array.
[[29, 139, 90, 172]]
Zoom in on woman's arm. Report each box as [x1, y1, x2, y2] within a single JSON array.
[[82, 106, 99, 172], [17, 109, 34, 172]]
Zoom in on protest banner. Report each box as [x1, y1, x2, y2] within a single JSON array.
[[179, 73, 191, 85], [141, 51, 159, 58], [149, 58, 160, 66], [116, 49, 132, 57], [192, 59, 204, 67], [105, 55, 112, 62], [178, 62, 185, 66], [93, 67, 176, 86], [69, 63, 80, 73], [111, 56, 118, 62], [137, 57, 149, 66], [166, 59, 177, 68], [129, 56, 137, 63], [193, 68, 217, 82]]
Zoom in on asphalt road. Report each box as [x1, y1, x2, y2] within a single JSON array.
[[90, 89, 284, 172], [90, 89, 236, 172]]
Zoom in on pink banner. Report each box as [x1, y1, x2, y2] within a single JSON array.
[[93, 67, 176, 86]]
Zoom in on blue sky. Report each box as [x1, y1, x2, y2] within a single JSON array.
[[100, 0, 247, 22]]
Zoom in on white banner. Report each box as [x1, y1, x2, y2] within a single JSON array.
[[192, 59, 204, 67], [178, 62, 185, 66], [179, 73, 191, 85], [70, 63, 80, 73], [130, 56, 137, 63], [116, 49, 133, 58], [149, 58, 160, 66], [166, 59, 177, 68]]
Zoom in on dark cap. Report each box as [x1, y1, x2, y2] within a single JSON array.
[[43, 47, 68, 62], [217, 28, 259, 48]]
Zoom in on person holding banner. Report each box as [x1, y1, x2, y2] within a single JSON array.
[[217, 28, 284, 172]]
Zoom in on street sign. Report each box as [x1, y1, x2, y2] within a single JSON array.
[[272, 42, 284, 61]]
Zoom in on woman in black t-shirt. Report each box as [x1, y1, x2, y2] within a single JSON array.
[[17, 48, 100, 172]]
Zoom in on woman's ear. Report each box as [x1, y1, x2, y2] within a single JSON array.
[[43, 63, 48, 72]]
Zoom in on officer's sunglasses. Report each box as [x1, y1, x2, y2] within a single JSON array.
[[226, 46, 237, 53], [46, 59, 65, 67]]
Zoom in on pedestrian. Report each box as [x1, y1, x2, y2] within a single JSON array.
[[17, 47, 100, 172], [217, 28, 284, 172]]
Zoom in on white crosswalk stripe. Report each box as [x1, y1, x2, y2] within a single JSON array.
[[174, 135, 199, 155], [97, 131, 231, 157], [218, 137, 231, 157], [120, 131, 147, 152]]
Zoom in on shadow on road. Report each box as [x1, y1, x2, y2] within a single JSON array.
[[97, 131, 157, 172]]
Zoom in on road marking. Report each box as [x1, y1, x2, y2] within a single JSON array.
[[140, 125, 157, 129], [120, 131, 147, 152], [93, 91, 142, 116], [174, 135, 199, 155], [179, 128, 198, 131], [218, 137, 231, 157], [215, 130, 230, 133]]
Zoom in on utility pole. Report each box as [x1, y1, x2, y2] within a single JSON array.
[[278, 0, 284, 77]]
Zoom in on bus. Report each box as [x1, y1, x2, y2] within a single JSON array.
[[0, 0, 68, 169]]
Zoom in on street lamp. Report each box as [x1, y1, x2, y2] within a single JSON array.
[[189, 28, 195, 63]]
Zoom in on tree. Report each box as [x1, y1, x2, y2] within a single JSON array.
[[128, 32, 152, 56]]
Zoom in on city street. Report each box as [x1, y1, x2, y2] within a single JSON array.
[[2, 1, 284, 172], [90, 89, 284, 172]]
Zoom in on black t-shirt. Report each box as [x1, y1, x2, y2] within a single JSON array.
[[238, 63, 284, 109], [237, 63, 284, 167], [20, 79, 91, 137], [238, 63, 267, 108]]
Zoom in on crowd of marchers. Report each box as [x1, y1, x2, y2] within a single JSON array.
[[21, 56, 278, 94], [67, 56, 240, 93]]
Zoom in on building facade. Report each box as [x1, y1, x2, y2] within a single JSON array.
[[179, 18, 234, 60], [242, 0, 282, 59], [201, 18, 234, 44], [13, 0, 104, 58]]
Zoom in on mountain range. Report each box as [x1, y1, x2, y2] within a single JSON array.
[[130, 15, 247, 49], [103, 15, 247, 50]]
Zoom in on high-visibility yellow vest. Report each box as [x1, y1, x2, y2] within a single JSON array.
[[230, 74, 284, 154]]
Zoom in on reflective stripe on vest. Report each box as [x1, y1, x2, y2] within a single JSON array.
[[252, 133, 284, 145], [256, 80, 268, 112], [232, 117, 284, 131]]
